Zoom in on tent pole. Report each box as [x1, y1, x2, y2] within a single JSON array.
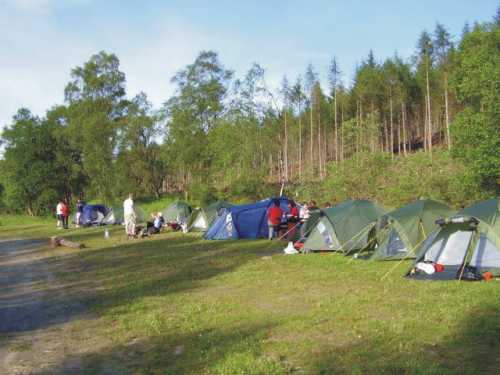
[[348, 225, 390, 263], [277, 222, 301, 241], [380, 235, 429, 281], [457, 229, 478, 282]]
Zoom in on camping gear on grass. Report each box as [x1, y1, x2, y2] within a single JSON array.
[[302, 200, 385, 254], [368, 199, 454, 261], [407, 198, 500, 281], [204, 197, 290, 240]]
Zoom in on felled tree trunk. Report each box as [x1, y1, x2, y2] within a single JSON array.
[[49, 236, 84, 249]]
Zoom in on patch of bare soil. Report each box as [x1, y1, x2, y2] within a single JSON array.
[[0, 239, 124, 375]]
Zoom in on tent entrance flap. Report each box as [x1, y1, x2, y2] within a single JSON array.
[[386, 229, 408, 256], [424, 228, 473, 266]]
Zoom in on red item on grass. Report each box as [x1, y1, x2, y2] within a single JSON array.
[[483, 272, 494, 281], [294, 241, 304, 250], [434, 263, 445, 272]]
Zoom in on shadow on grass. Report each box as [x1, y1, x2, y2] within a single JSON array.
[[33, 321, 280, 374], [2, 229, 282, 337], [52, 233, 284, 311], [0, 239, 88, 341], [309, 304, 500, 375]]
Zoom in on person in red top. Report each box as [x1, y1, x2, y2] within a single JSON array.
[[267, 199, 283, 240], [61, 200, 70, 229], [286, 200, 300, 240]]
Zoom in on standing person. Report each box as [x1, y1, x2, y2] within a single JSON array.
[[286, 200, 300, 240], [300, 202, 310, 238], [123, 193, 137, 239], [308, 200, 318, 211], [56, 199, 64, 228], [61, 200, 70, 229], [75, 199, 85, 228], [267, 199, 283, 240]]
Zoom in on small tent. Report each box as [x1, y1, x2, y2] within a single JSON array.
[[303, 200, 385, 253], [368, 199, 454, 261], [407, 198, 500, 280], [79, 204, 109, 226], [188, 201, 233, 232], [103, 205, 146, 225], [204, 197, 290, 240], [162, 201, 192, 224]]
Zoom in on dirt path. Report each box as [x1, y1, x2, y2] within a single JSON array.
[[0, 239, 120, 374]]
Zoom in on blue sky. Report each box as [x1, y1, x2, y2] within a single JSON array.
[[0, 0, 497, 130]]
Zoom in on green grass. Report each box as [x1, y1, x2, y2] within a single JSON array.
[[1, 217, 499, 374]]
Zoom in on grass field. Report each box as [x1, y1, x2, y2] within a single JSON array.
[[1, 217, 499, 374]]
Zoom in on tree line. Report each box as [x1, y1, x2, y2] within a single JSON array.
[[0, 13, 498, 215]]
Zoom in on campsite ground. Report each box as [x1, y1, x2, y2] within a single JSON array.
[[0, 217, 499, 374]]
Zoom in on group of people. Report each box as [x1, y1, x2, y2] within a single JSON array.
[[56, 199, 70, 229], [57, 194, 325, 241], [55, 198, 86, 229], [123, 194, 165, 239], [267, 200, 320, 241]]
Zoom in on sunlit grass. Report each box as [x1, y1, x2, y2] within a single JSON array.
[[2, 220, 499, 374]]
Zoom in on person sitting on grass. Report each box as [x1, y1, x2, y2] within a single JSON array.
[[144, 212, 165, 236], [267, 199, 283, 240]]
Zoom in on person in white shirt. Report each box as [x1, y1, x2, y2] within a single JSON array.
[[56, 200, 64, 228], [123, 193, 136, 239]]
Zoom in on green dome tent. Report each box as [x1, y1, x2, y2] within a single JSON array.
[[162, 201, 192, 224], [303, 200, 385, 254], [369, 199, 454, 261], [103, 205, 146, 225], [408, 198, 500, 280], [188, 201, 233, 232]]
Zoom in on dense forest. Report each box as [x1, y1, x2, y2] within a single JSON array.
[[1, 12, 499, 215]]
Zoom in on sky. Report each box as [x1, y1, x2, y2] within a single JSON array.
[[0, 0, 497, 131]]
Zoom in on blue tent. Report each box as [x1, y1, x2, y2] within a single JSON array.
[[80, 204, 109, 226], [204, 197, 290, 240]]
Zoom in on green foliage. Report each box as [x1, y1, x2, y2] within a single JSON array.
[[2, 11, 498, 214], [65, 51, 127, 201], [1, 109, 66, 215], [323, 151, 487, 209], [115, 93, 166, 198], [451, 24, 500, 191]]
